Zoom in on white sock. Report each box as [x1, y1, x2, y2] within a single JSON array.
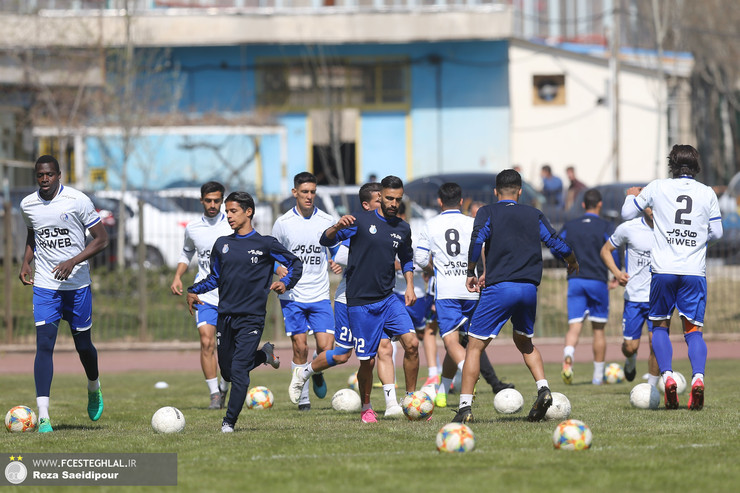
[[624, 353, 637, 372], [440, 377, 453, 394], [303, 364, 315, 379], [593, 361, 605, 381], [662, 370, 674, 380], [205, 377, 219, 394], [563, 346, 575, 361], [294, 362, 310, 405], [219, 378, 229, 392], [87, 378, 100, 392], [382, 384, 398, 407], [37, 396, 50, 420], [459, 394, 474, 408], [536, 379, 549, 390], [457, 360, 465, 372], [647, 374, 660, 387], [692, 373, 704, 385], [428, 366, 439, 378]]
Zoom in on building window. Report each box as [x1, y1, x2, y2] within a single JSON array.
[[256, 58, 409, 111], [533, 74, 566, 105]]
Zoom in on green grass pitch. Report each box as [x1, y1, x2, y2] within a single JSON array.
[[3, 360, 740, 492]]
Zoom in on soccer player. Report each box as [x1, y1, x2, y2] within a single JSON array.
[[452, 169, 578, 423], [319, 175, 420, 423], [272, 172, 337, 411], [187, 191, 302, 432], [288, 183, 404, 417], [19, 155, 109, 433], [557, 188, 618, 385], [622, 144, 723, 410], [600, 207, 660, 386], [171, 181, 237, 410]]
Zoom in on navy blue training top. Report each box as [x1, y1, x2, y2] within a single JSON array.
[[555, 213, 617, 282], [188, 230, 302, 316], [320, 209, 413, 307], [469, 200, 573, 287]]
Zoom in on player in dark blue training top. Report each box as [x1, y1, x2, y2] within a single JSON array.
[[452, 169, 578, 424], [187, 191, 303, 432], [319, 175, 420, 423]]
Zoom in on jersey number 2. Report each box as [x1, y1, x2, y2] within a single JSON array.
[[674, 195, 692, 225]]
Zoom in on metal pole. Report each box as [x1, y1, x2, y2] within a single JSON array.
[[2, 163, 13, 342], [609, 3, 621, 182]]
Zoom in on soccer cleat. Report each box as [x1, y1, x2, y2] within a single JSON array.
[[298, 403, 311, 411], [592, 377, 603, 386], [451, 405, 474, 423], [663, 376, 679, 409], [624, 358, 637, 382], [209, 392, 221, 410], [361, 409, 378, 423], [492, 381, 515, 394], [384, 404, 404, 417], [312, 372, 327, 399], [219, 389, 228, 409], [527, 386, 553, 422], [288, 367, 309, 404], [561, 356, 574, 385], [424, 375, 440, 387], [87, 388, 104, 421], [435, 391, 448, 408], [221, 421, 234, 433], [261, 342, 280, 369], [688, 378, 704, 411], [38, 418, 53, 433]]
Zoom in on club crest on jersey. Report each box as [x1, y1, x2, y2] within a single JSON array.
[[59, 212, 70, 222], [369, 225, 377, 234], [222, 244, 229, 254]]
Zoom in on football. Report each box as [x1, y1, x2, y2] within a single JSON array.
[[629, 383, 661, 409], [5, 406, 37, 433], [553, 419, 592, 451], [493, 388, 524, 414], [545, 392, 572, 421], [347, 372, 359, 392], [247, 386, 274, 410], [401, 391, 435, 421], [436, 423, 475, 453], [151, 406, 185, 434], [657, 371, 687, 394], [604, 363, 625, 384], [331, 388, 362, 412]]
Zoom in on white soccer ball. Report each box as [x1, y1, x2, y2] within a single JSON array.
[[657, 371, 687, 394], [545, 392, 572, 421], [331, 388, 362, 412], [247, 386, 274, 410], [151, 406, 185, 434], [629, 383, 661, 409], [493, 388, 524, 414], [436, 423, 475, 453], [604, 363, 625, 384], [347, 372, 359, 392], [5, 406, 37, 433]]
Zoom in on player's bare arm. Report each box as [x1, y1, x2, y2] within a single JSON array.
[[270, 281, 287, 294], [403, 270, 416, 306], [466, 271, 480, 293], [564, 252, 579, 276], [323, 215, 356, 240], [19, 228, 35, 285], [328, 259, 342, 275], [625, 186, 643, 197], [51, 222, 109, 281], [275, 265, 288, 278], [170, 262, 189, 295], [600, 242, 629, 286], [186, 292, 203, 315]]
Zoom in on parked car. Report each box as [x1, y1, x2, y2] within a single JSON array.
[[84, 192, 123, 269]]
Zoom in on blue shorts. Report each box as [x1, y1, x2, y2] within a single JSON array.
[[348, 295, 414, 360], [195, 302, 218, 328], [567, 278, 609, 323], [622, 301, 653, 340], [33, 286, 93, 332], [435, 298, 478, 338], [469, 282, 537, 340], [395, 293, 433, 331], [281, 299, 335, 337], [335, 301, 389, 349], [649, 274, 706, 326]]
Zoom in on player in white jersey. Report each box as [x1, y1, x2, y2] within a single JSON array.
[[600, 208, 659, 386], [19, 155, 109, 433], [622, 144, 723, 410], [272, 172, 337, 410]]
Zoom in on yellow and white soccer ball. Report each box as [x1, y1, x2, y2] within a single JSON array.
[[553, 419, 592, 451], [604, 363, 625, 384], [5, 405, 37, 433], [657, 371, 687, 394], [401, 391, 435, 421], [247, 386, 274, 410], [436, 423, 475, 453], [151, 406, 185, 433], [347, 372, 359, 392], [629, 383, 661, 409], [545, 392, 572, 421], [493, 388, 524, 414], [331, 388, 362, 412]]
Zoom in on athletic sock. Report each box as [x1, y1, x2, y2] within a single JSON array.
[[295, 362, 310, 405], [692, 373, 704, 385], [440, 377, 453, 394], [457, 360, 465, 372], [206, 378, 219, 394], [593, 361, 605, 379], [219, 378, 229, 392], [647, 374, 660, 387], [382, 384, 398, 408], [37, 396, 50, 420], [87, 378, 100, 392], [459, 394, 474, 409], [651, 327, 673, 373], [428, 366, 439, 378], [302, 364, 315, 379], [72, 329, 99, 381], [624, 353, 637, 373], [563, 345, 575, 361], [535, 379, 549, 390], [684, 331, 707, 377]]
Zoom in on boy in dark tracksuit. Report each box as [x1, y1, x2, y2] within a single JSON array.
[[188, 191, 302, 432]]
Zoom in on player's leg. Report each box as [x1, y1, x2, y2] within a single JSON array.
[[282, 301, 311, 410], [33, 287, 60, 433], [422, 322, 440, 387], [221, 316, 263, 431], [562, 280, 587, 384], [385, 296, 419, 395], [646, 328, 660, 388], [591, 322, 606, 384], [377, 337, 402, 416], [649, 274, 678, 409], [587, 280, 610, 385], [348, 301, 384, 422], [453, 335, 488, 423], [677, 276, 708, 410], [435, 351, 458, 408], [195, 301, 227, 409], [307, 300, 335, 399], [621, 301, 646, 382]]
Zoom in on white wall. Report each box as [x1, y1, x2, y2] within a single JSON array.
[[509, 41, 671, 190]]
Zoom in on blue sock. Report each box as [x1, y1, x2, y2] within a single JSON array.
[[35, 322, 59, 397], [651, 327, 673, 374], [325, 347, 351, 367], [72, 329, 99, 382], [684, 331, 707, 376]]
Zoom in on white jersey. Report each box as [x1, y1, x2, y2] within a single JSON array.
[[333, 241, 349, 304], [179, 213, 232, 307], [272, 206, 336, 303], [414, 210, 478, 300], [608, 217, 654, 302], [394, 224, 426, 297], [626, 178, 721, 276], [20, 185, 100, 290]]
